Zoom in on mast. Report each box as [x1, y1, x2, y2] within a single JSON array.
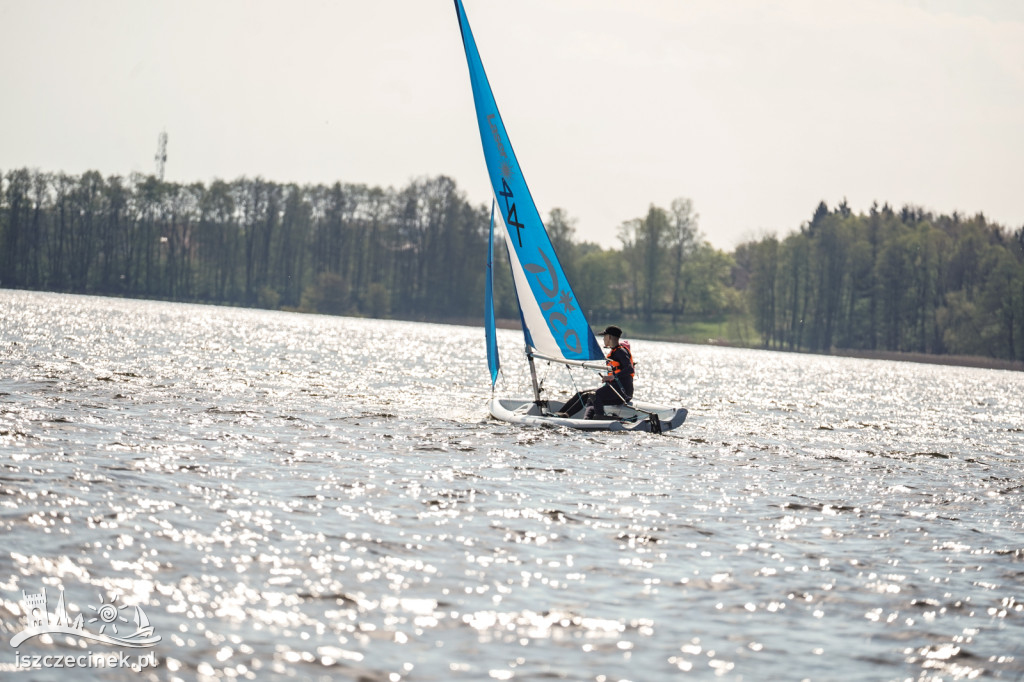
[[526, 346, 542, 403]]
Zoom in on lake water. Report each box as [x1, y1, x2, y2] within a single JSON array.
[[1, 289, 1022, 681]]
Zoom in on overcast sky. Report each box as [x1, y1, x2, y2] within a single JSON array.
[[2, 0, 1022, 250]]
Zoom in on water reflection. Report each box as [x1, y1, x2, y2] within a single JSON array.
[[0, 290, 1022, 680]]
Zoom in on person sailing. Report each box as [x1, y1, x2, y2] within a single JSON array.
[[558, 325, 634, 419]]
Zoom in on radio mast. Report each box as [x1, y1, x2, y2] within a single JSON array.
[[155, 131, 168, 180]]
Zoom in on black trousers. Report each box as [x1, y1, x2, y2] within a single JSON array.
[[589, 383, 630, 416], [559, 390, 592, 417], [560, 384, 631, 417]]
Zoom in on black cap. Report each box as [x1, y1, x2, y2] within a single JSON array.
[[599, 325, 623, 337]]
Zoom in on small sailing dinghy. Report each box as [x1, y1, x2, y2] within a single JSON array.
[[454, 0, 688, 434]]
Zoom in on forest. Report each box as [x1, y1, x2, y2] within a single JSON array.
[[737, 201, 1023, 361], [2, 168, 1023, 363]]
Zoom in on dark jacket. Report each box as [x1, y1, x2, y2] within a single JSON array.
[[606, 344, 634, 399]]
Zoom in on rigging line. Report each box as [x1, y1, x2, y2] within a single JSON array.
[[562, 362, 582, 399]]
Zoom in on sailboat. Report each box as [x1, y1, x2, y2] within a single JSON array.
[[454, 0, 688, 433], [129, 605, 155, 639]]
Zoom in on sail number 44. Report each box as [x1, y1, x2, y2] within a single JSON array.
[[499, 178, 526, 247]]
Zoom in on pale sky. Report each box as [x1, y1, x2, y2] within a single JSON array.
[[1, 0, 1022, 250]]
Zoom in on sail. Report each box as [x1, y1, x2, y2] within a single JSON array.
[[126, 605, 156, 638], [454, 0, 604, 363], [134, 605, 151, 631], [485, 200, 500, 386]]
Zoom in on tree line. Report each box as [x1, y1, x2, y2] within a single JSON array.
[[0, 168, 731, 327], [2, 168, 1022, 362], [735, 201, 1024, 361], [0, 169, 487, 319]]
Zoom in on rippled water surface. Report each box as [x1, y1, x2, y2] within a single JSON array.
[[1, 290, 1022, 681]]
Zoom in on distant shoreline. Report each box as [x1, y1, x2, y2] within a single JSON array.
[[426, 314, 1024, 373], [5, 288, 1021, 373], [815, 347, 1024, 373]]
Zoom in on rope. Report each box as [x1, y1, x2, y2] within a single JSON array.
[[563, 363, 583, 398]]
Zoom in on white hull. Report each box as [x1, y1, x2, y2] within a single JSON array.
[[490, 397, 688, 433]]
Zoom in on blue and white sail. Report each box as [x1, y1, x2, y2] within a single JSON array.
[[454, 0, 604, 364]]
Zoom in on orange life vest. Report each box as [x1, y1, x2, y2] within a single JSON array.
[[606, 342, 635, 379]]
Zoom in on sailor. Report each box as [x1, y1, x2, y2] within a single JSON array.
[[559, 325, 634, 419], [586, 325, 634, 419]]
